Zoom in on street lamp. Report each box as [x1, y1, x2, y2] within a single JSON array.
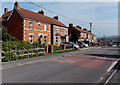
[[90, 23, 92, 44]]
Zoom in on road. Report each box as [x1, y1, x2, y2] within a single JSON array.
[[2, 47, 120, 83]]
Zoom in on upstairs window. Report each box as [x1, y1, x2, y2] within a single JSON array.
[[63, 29, 66, 35], [44, 24, 47, 31], [29, 21, 33, 30], [38, 23, 41, 30], [56, 28, 60, 33]]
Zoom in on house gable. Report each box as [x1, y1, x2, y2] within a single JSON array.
[[7, 8, 24, 41], [7, 7, 24, 21]]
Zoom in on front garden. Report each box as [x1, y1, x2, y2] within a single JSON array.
[[1, 41, 46, 62]]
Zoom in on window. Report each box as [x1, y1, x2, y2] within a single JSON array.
[[56, 28, 60, 33], [29, 21, 33, 29], [38, 23, 41, 30], [44, 24, 47, 31], [29, 35, 34, 43], [63, 29, 66, 35], [44, 35, 47, 42], [56, 36, 61, 43]]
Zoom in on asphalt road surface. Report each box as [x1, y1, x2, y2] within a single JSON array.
[[2, 47, 120, 83]]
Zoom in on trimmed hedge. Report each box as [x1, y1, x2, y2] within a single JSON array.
[[2, 41, 46, 51], [53, 45, 64, 52], [2, 41, 46, 62]]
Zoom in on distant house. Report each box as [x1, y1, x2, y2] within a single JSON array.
[[68, 23, 97, 43], [1, 1, 69, 46]]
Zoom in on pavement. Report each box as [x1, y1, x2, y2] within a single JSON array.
[[1, 46, 120, 84], [105, 60, 120, 85]]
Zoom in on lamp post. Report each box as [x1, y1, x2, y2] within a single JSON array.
[[90, 23, 92, 45]]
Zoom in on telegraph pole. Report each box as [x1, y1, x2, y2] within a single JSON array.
[[90, 23, 92, 44]]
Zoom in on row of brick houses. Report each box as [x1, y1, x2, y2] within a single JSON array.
[[1, 1, 97, 46], [68, 24, 97, 43]]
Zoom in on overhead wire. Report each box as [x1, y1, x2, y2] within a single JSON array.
[[25, 0, 89, 24], [24, 0, 117, 37]]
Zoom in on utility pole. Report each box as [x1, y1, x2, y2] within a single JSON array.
[[90, 23, 92, 44]]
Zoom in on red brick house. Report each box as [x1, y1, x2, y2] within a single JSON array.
[[1, 2, 68, 45], [68, 23, 97, 43]]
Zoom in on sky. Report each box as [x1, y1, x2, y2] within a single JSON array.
[[0, 0, 118, 37]]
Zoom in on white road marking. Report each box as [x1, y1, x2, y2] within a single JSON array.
[[107, 59, 119, 72], [104, 70, 117, 85]]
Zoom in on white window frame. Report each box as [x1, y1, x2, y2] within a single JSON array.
[[44, 24, 47, 31], [29, 21, 33, 30], [63, 29, 66, 35], [56, 28, 60, 33], [56, 36, 61, 43], [44, 35, 47, 43], [29, 34, 34, 44], [38, 23, 41, 30]]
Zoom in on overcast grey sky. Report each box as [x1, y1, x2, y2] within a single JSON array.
[[1, 1, 118, 37]]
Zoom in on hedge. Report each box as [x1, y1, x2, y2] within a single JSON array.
[[53, 45, 64, 52], [2, 41, 46, 62]]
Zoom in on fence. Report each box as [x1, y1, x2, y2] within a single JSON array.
[[2, 48, 45, 62]]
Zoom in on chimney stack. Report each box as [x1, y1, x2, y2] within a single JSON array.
[[14, 1, 20, 9], [69, 23, 73, 27], [83, 28, 87, 31], [76, 26, 81, 29], [53, 16, 58, 20], [38, 10, 44, 15], [89, 30, 91, 32], [4, 8, 8, 13]]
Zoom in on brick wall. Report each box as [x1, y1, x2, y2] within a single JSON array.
[[53, 25, 68, 46], [24, 19, 51, 45], [7, 9, 23, 41]]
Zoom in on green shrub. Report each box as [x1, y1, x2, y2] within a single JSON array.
[[2, 41, 45, 62], [33, 53, 39, 57], [53, 45, 63, 52], [2, 57, 10, 62], [38, 53, 45, 56], [24, 50, 30, 54], [38, 49, 44, 52], [33, 50, 38, 53]]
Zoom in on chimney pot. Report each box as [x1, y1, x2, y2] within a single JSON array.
[[69, 23, 73, 27], [38, 10, 44, 15], [53, 16, 58, 20], [4, 8, 8, 13], [89, 30, 91, 32], [76, 26, 81, 29], [14, 1, 20, 9], [83, 28, 87, 31]]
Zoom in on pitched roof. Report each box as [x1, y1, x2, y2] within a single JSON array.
[[74, 26, 96, 36], [1, 11, 12, 21], [74, 26, 83, 32], [1, 7, 66, 27]]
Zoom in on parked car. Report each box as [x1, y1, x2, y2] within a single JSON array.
[[77, 41, 88, 48], [112, 44, 117, 47], [61, 42, 79, 49]]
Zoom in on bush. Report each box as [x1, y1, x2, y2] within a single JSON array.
[[53, 45, 63, 52], [2, 26, 17, 41], [2, 41, 46, 62]]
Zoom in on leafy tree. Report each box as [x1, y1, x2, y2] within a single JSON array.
[[1, 26, 17, 41]]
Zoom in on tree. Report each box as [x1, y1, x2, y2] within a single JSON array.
[[1, 26, 17, 41]]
